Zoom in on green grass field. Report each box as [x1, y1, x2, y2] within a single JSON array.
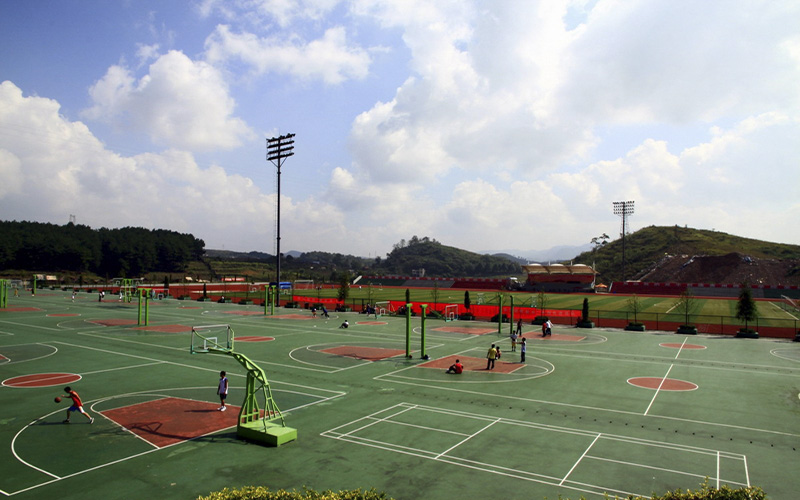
[[1, 290, 799, 500]]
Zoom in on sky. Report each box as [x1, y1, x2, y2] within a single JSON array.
[[1, 0, 798, 259]]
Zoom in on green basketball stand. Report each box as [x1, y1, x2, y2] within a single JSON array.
[[229, 350, 298, 446], [190, 326, 297, 447]]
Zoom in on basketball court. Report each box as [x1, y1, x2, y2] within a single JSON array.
[[0, 289, 798, 499]]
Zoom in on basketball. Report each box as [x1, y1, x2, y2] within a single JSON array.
[[54, 396, 61, 403]]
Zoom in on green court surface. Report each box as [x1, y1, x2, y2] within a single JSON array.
[[1, 290, 799, 500]]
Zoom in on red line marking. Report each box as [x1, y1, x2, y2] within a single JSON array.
[[237, 336, 274, 342]]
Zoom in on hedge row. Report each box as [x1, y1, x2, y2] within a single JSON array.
[[197, 483, 766, 500], [197, 487, 392, 500]]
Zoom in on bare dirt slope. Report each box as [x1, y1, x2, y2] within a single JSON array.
[[640, 253, 800, 286]]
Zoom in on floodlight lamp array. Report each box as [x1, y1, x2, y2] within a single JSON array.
[[612, 200, 635, 215]]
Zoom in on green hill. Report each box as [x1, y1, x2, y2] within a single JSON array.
[[573, 225, 800, 284], [383, 239, 521, 277]]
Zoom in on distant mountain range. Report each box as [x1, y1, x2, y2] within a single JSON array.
[[486, 244, 593, 264]]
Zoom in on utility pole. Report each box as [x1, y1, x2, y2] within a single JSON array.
[[613, 200, 634, 281], [267, 134, 295, 289]]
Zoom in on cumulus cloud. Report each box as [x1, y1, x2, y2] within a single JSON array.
[[204, 25, 371, 84], [0, 81, 274, 248], [82, 50, 254, 151]]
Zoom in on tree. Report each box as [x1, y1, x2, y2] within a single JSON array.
[[405, 288, 411, 304], [464, 290, 471, 310], [337, 272, 351, 302], [431, 282, 440, 310], [673, 289, 697, 327], [537, 289, 548, 318], [627, 294, 642, 325], [736, 284, 758, 331], [577, 296, 593, 328], [591, 233, 610, 252]]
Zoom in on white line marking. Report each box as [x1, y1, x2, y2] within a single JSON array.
[[560, 433, 600, 485]]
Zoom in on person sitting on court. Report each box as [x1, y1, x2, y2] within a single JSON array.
[[339, 320, 349, 328], [446, 359, 463, 374]]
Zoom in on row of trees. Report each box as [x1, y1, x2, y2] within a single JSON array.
[[0, 220, 205, 277]]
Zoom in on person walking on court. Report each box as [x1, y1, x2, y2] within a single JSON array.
[[486, 344, 497, 370], [510, 331, 518, 352], [520, 338, 527, 362], [61, 386, 93, 424], [545, 319, 552, 337], [217, 371, 229, 411], [516, 318, 522, 335]]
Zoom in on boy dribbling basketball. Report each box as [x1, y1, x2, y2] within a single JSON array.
[[62, 386, 93, 424]]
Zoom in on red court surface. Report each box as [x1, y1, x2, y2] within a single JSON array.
[[3, 372, 81, 388], [222, 310, 263, 316], [101, 397, 239, 448], [321, 346, 406, 361], [534, 333, 586, 342], [131, 324, 192, 333], [421, 355, 523, 374], [628, 377, 698, 391], [660, 343, 706, 349], [432, 326, 496, 335], [236, 336, 274, 342], [268, 314, 312, 320], [89, 319, 138, 326]]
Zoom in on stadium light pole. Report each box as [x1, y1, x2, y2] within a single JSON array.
[[613, 200, 635, 281], [267, 133, 295, 290]]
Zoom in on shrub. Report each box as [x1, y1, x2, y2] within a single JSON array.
[[490, 313, 509, 323], [459, 312, 475, 321], [197, 486, 393, 500]]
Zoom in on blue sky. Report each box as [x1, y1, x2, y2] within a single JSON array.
[[1, 1, 798, 258]]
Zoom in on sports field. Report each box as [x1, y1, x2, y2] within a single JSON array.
[[1, 290, 799, 499]]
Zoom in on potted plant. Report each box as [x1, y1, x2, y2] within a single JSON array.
[[735, 284, 759, 338], [625, 294, 645, 331], [576, 297, 594, 328], [673, 289, 698, 334]]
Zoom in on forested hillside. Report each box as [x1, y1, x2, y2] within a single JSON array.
[[382, 236, 520, 277], [0, 221, 204, 277]]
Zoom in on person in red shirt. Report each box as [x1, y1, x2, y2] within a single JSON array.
[[61, 386, 93, 424], [446, 359, 463, 374]]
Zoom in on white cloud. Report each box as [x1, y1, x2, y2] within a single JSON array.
[[204, 25, 371, 84], [82, 50, 254, 151]]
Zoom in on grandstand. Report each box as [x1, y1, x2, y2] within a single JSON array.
[[520, 263, 596, 293]]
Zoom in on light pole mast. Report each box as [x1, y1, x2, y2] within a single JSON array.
[[612, 200, 634, 281], [267, 133, 295, 288]]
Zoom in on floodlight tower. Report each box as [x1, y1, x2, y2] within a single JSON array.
[[267, 134, 295, 288], [613, 200, 635, 281]]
